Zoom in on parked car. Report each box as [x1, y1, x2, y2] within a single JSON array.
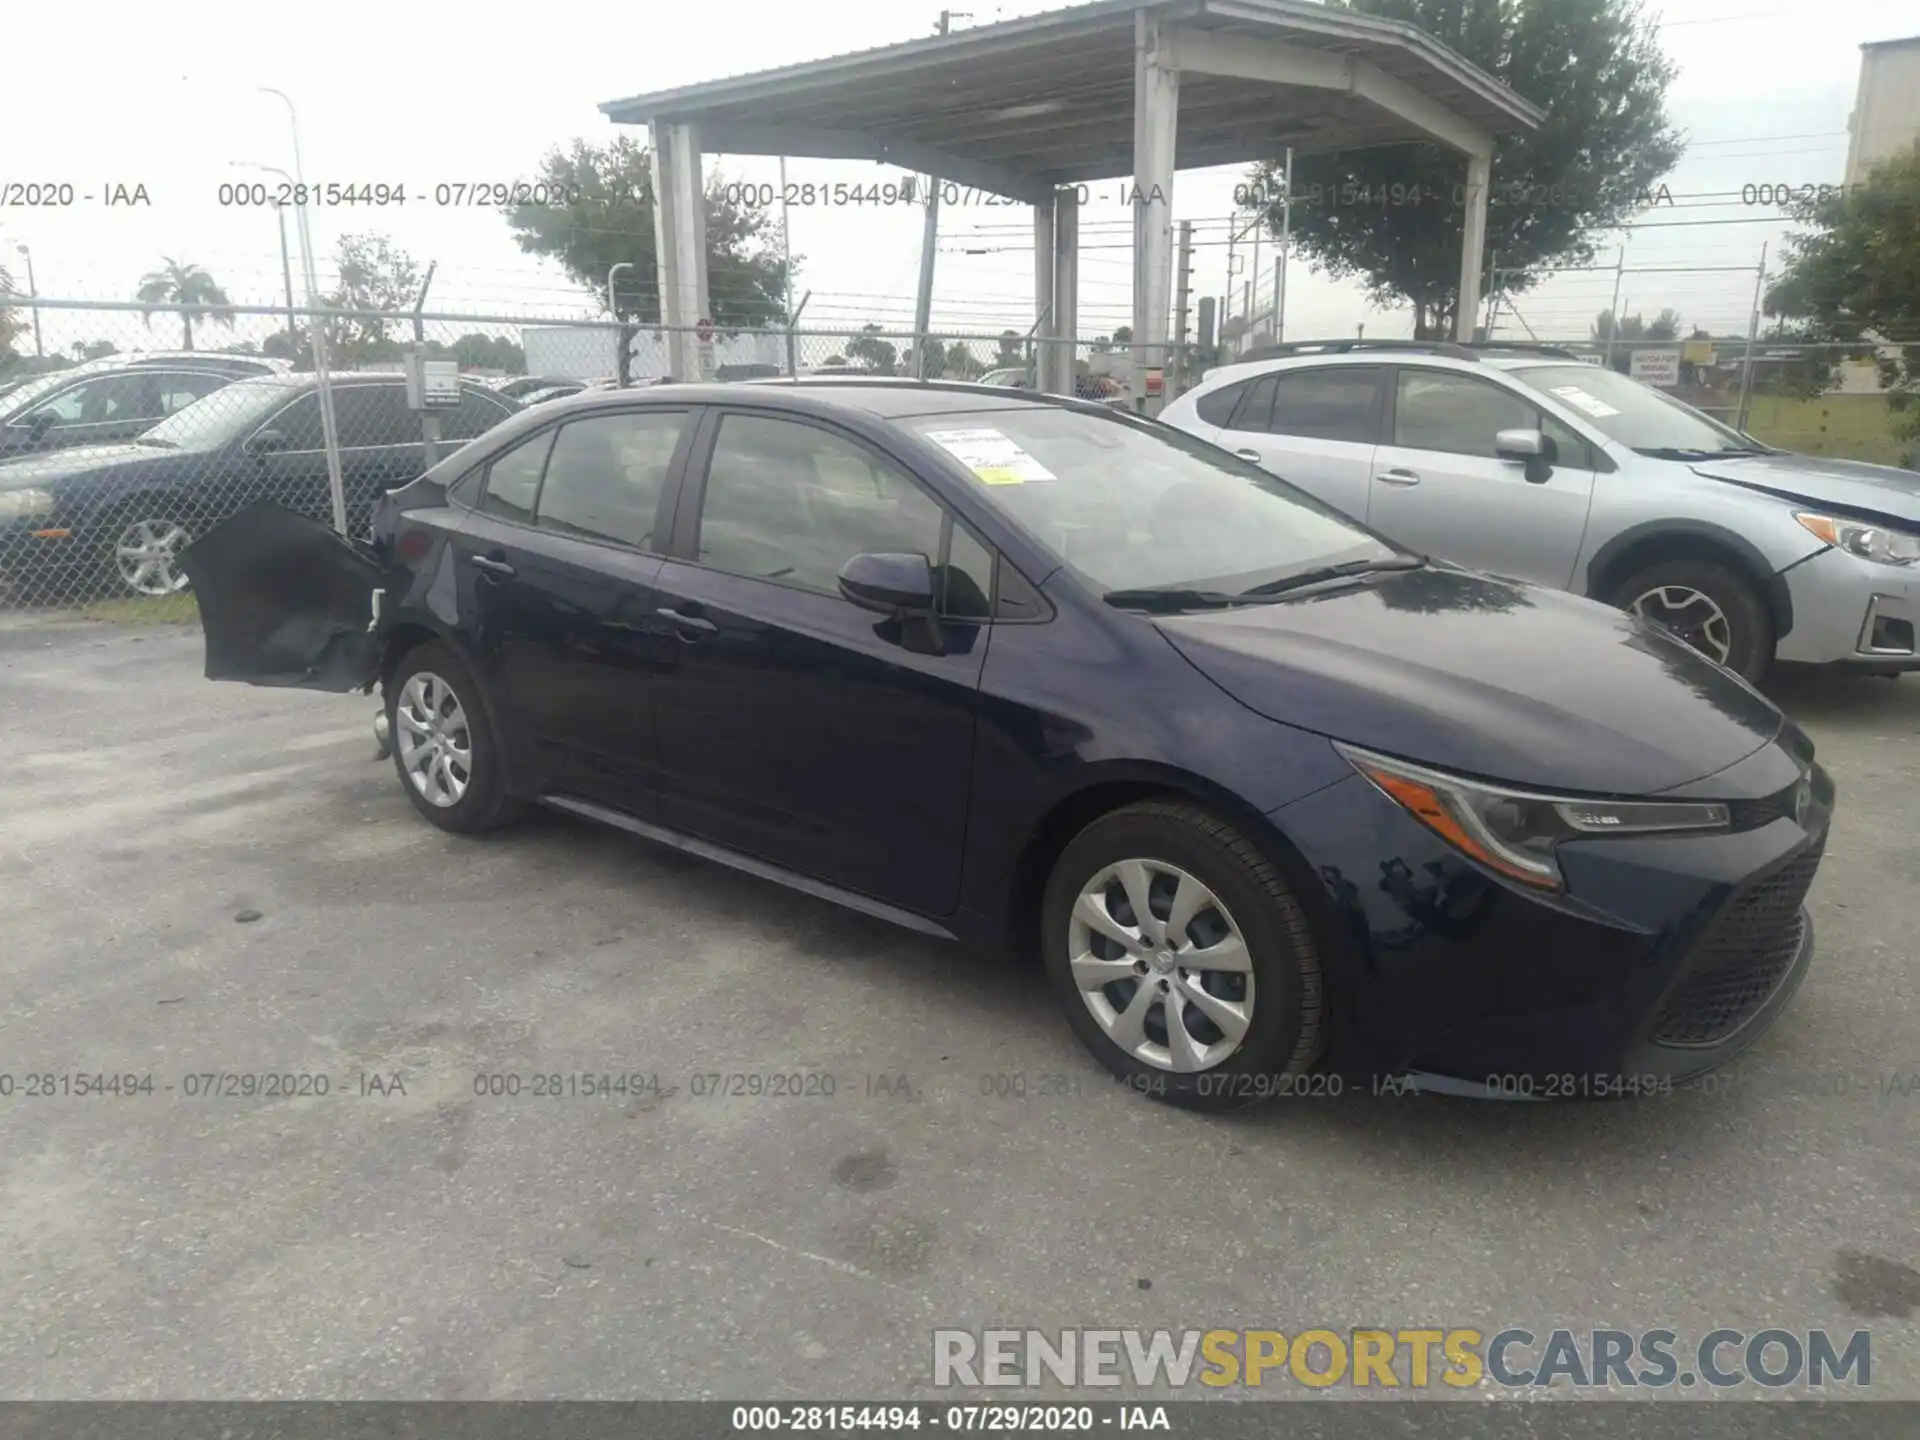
[[0, 357, 283, 460], [494, 375, 587, 401], [181, 380, 1832, 1109], [0, 372, 516, 599], [1161, 340, 1920, 681], [513, 382, 588, 409]]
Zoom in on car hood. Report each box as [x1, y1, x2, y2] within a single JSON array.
[[0, 443, 168, 487], [1691, 452, 1920, 525], [1154, 565, 1784, 796]]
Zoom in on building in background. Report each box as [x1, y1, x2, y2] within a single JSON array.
[[1844, 35, 1920, 184]]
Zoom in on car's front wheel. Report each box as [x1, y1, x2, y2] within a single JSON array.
[[1041, 801, 1325, 1111], [1610, 557, 1774, 682], [387, 642, 520, 834], [101, 505, 195, 598]]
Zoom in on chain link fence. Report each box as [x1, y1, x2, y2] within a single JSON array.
[[0, 299, 1126, 611]]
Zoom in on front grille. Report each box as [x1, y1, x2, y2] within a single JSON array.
[[1651, 838, 1824, 1047]]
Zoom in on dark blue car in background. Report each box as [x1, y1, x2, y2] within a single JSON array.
[[181, 380, 1834, 1109]]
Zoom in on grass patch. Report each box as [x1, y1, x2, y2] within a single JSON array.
[[1742, 394, 1914, 468], [79, 592, 201, 626]]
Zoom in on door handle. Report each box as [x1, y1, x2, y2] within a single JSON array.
[[470, 553, 516, 577], [1234, 448, 1263, 462], [656, 605, 717, 637], [1375, 468, 1422, 487]]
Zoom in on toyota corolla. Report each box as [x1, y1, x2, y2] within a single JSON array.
[[180, 380, 1834, 1109]]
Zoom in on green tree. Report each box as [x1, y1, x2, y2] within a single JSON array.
[[442, 333, 527, 374], [502, 136, 790, 327], [325, 233, 420, 367], [1111, 324, 1133, 346], [944, 343, 985, 379], [995, 330, 1025, 366], [845, 323, 898, 374], [1251, 0, 1681, 338], [1767, 142, 1920, 439], [135, 258, 234, 351], [0, 264, 25, 363]]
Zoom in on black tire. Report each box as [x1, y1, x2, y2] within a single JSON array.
[[1040, 801, 1324, 1113], [386, 640, 521, 834], [1609, 557, 1774, 683], [95, 499, 197, 600]]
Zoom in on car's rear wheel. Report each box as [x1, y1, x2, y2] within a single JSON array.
[[387, 642, 519, 834], [1610, 557, 1773, 682], [101, 505, 195, 598], [1040, 801, 1324, 1112]]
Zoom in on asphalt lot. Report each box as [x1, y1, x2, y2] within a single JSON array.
[[1, 613, 1916, 1401]]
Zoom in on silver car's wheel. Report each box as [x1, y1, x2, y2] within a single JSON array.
[[112, 517, 192, 596], [1631, 584, 1733, 667], [394, 671, 472, 808], [1068, 858, 1255, 1073]]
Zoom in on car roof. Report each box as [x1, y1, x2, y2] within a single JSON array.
[[539, 376, 1112, 421], [1193, 342, 1598, 389]]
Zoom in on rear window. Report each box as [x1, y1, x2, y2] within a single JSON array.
[[1193, 381, 1247, 426]]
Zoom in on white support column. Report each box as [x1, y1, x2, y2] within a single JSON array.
[[1456, 147, 1492, 342], [1032, 192, 1056, 391], [1131, 9, 1179, 404], [650, 121, 712, 379], [1051, 184, 1079, 397]]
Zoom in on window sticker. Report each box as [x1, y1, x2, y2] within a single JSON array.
[[1548, 385, 1622, 419], [921, 427, 1058, 485]]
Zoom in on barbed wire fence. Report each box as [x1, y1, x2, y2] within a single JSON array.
[[0, 294, 1912, 612]]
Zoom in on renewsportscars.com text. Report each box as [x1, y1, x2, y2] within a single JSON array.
[[931, 1327, 1871, 1390]]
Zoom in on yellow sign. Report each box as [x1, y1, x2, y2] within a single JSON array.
[[1684, 340, 1716, 365]]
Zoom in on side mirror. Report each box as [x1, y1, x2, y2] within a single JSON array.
[[838, 551, 936, 616], [1495, 428, 1557, 484], [245, 428, 288, 456]]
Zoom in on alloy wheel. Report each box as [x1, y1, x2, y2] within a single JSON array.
[[1067, 858, 1255, 1073], [395, 671, 473, 808], [113, 518, 192, 596], [1631, 584, 1734, 667]]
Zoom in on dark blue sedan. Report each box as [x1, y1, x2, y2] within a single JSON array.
[[180, 380, 1834, 1109]]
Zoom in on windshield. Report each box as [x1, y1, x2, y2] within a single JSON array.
[[906, 406, 1396, 594], [1509, 364, 1762, 455], [137, 378, 302, 449]]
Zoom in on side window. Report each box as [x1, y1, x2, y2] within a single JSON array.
[[158, 373, 226, 414], [696, 414, 947, 598], [1228, 375, 1278, 432], [1267, 367, 1383, 443], [444, 387, 515, 441], [267, 393, 325, 449], [1539, 412, 1591, 469], [33, 373, 156, 424], [332, 385, 415, 448], [1193, 381, 1247, 427], [534, 410, 687, 551], [941, 523, 996, 620], [479, 429, 557, 524], [1393, 371, 1537, 458]]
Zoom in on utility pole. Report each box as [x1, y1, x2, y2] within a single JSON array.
[[608, 261, 634, 386], [1170, 220, 1193, 400], [912, 9, 966, 380], [273, 202, 296, 343], [779, 155, 798, 377], [411, 262, 438, 473], [12, 244, 41, 359], [1736, 240, 1768, 434], [1274, 148, 1292, 343], [1603, 242, 1627, 370]]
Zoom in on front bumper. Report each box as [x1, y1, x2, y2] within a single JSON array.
[[1774, 544, 1920, 669], [1273, 739, 1833, 1092]]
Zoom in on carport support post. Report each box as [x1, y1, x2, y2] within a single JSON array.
[[1052, 185, 1079, 397], [1131, 8, 1178, 407], [649, 121, 712, 381], [1032, 192, 1056, 391], [1454, 147, 1492, 342]]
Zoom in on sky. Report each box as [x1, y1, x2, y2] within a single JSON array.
[[1, 0, 1916, 360]]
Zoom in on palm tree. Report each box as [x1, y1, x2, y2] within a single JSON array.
[[135, 258, 234, 351]]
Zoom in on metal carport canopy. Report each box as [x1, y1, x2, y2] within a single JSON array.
[[602, 0, 1545, 381]]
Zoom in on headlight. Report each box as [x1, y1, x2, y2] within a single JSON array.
[[1337, 744, 1729, 891], [0, 488, 55, 520], [1796, 512, 1920, 567]]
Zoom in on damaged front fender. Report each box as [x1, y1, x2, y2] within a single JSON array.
[[179, 500, 394, 692]]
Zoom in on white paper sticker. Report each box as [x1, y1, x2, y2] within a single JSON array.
[[921, 427, 1057, 485], [1549, 385, 1622, 419]]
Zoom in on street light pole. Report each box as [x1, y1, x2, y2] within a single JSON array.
[[259, 87, 347, 536], [272, 202, 296, 340], [14, 244, 43, 358], [608, 261, 635, 385]]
